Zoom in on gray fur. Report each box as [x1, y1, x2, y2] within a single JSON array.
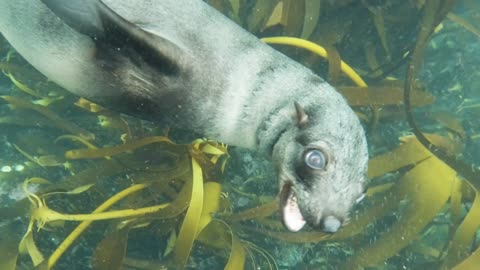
[[0, 0, 368, 232]]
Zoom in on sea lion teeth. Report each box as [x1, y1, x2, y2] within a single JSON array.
[[280, 184, 306, 232], [281, 186, 307, 232]]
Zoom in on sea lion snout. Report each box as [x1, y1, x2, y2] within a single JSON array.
[[319, 216, 342, 233]]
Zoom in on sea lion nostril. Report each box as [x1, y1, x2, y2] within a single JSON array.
[[321, 216, 342, 233]]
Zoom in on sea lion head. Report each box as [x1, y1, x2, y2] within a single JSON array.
[[272, 94, 368, 233]]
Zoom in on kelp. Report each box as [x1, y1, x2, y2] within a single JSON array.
[[453, 247, 480, 270], [279, 0, 305, 37], [46, 184, 148, 269], [173, 157, 204, 269], [368, 6, 391, 61], [64, 136, 173, 159], [91, 227, 129, 270], [245, 0, 277, 33], [342, 156, 455, 269], [338, 85, 435, 107], [227, 199, 278, 222], [441, 188, 480, 269], [1, 96, 94, 140], [300, 0, 321, 39], [1, 1, 480, 269], [447, 12, 480, 39], [12, 139, 229, 270], [262, 37, 368, 87], [0, 223, 23, 270]]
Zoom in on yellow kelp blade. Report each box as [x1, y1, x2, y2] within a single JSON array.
[[55, 135, 100, 150], [246, 227, 330, 244], [23, 177, 51, 207], [369, 8, 391, 59], [191, 139, 228, 156], [263, 1, 283, 30], [197, 220, 246, 270], [227, 199, 278, 222], [447, 12, 480, 39], [173, 158, 204, 269], [35, 155, 66, 167], [261, 37, 367, 87], [341, 156, 455, 269], [0, 222, 24, 270], [440, 187, 480, 269], [197, 182, 223, 236], [300, 0, 321, 39], [324, 44, 342, 84], [329, 184, 405, 241], [228, 0, 242, 18], [5, 71, 43, 98], [0, 114, 58, 128], [225, 230, 246, 270], [1, 96, 94, 140], [65, 136, 173, 159], [91, 227, 129, 270], [246, 0, 277, 33], [337, 86, 435, 107], [122, 257, 168, 269], [19, 229, 44, 267], [367, 138, 432, 179], [46, 184, 148, 270], [449, 177, 464, 227], [43, 184, 95, 197], [74, 97, 107, 113], [163, 229, 177, 258], [281, 0, 305, 37], [430, 110, 466, 140], [453, 246, 480, 270]]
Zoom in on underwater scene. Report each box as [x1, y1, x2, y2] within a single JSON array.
[[0, 0, 479, 269]]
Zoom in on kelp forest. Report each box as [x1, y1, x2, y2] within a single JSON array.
[[0, 0, 480, 269]]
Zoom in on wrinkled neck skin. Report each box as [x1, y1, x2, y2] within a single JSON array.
[[207, 59, 325, 152]]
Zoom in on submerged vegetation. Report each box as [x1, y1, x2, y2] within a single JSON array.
[[0, 0, 480, 269]]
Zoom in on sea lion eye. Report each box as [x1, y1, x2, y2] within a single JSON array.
[[304, 149, 327, 170]]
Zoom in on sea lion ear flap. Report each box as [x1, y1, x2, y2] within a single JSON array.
[[294, 102, 309, 127], [41, 0, 185, 75]]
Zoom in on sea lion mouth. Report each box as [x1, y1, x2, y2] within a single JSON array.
[[279, 182, 306, 232]]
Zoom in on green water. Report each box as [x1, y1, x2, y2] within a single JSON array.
[[0, 0, 479, 269]]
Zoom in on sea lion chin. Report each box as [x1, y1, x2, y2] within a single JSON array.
[[0, 0, 369, 233]]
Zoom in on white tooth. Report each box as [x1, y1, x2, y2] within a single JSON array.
[[283, 191, 306, 232]]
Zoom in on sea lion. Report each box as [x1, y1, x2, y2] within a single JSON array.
[[0, 0, 368, 233]]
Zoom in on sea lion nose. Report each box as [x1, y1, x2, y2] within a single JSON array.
[[321, 216, 342, 233]]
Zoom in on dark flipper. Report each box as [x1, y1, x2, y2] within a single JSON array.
[[40, 0, 185, 75]]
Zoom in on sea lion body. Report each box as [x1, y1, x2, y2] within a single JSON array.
[[0, 0, 368, 232]]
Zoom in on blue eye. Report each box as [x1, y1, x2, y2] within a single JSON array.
[[304, 149, 327, 170]]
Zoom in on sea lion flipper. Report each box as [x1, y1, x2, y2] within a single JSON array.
[[41, 0, 185, 75]]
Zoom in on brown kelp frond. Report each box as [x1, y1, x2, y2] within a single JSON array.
[[64, 136, 174, 160], [1, 95, 94, 140], [242, 240, 278, 270], [403, 0, 480, 189]]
